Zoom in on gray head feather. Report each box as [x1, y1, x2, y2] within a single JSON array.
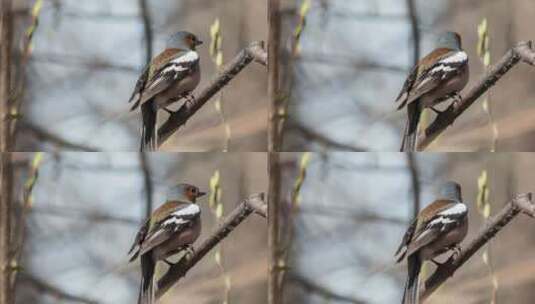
[[166, 31, 202, 50], [440, 181, 463, 202], [436, 31, 462, 51]]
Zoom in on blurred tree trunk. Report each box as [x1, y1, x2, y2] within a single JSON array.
[[0, 153, 14, 304], [0, 0, 13, 152]]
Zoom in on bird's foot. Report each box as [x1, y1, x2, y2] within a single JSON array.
[[163, 258, 178, 266], [430, 106, 445, 115], [451, 245, 462, 259], [184, 245, 195, 259], [163, 107, 177, 115], [452, 93, 463, 107], [184, 94, 196, 109], [430, 258, 445, 267]]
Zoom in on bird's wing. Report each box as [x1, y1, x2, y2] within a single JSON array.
[[139, 203, 201, 255], [406, 201, 467, 257], [138, 50, 200, 106], [128, 217, 150, 262], [404, 50, 468, 105], [395, 64, 419, 108], [128, 64, 150, 111], [395, 217, 417, 262]]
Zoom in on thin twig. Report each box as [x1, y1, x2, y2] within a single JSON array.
[[417, 41, 535, 150], [155, 193, 266, 298], [420, 192, 535, 300], [156, 41, 266, 147]]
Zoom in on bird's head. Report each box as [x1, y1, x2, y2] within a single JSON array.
[[437, 31, 462, 50], [166, 183, 206, 203], [166, 31, 203, 51], [440, 181, 462, 202]]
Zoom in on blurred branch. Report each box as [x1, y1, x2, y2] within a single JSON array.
[[0, 153, 14, 303], [10, 0, 44, 149], [0, 0, 13, 151], [281, 7, 405, 21], [401, 0, 420, 152], [288, 272, 367, 304], [289, 123, 367, 152], [295, 52, 407, 73], [421, 192, 535, 300], [30, 205, 139, 225], [138, 0, 152, 63], [156, 41, 267, 146], [268, 152, 282, 304], [417, 41, 535, 150], [29, 52, 138, 72], [405, 0, 420, 64], [155, 193, 266, 298], [19, 121, 99, 152], [20, 272, 98, 304], [138, 153, 153, 219], [12, 153, 43, 290], [299, 206, 405, 225], [268, 0, 282, 152], [406, 153, 420, 218]]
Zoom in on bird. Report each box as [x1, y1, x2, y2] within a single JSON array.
[[395, 181, 468, 304], [128, 183, 206, 304], [128, 31, 203, 151], [395, 32, 469, 151]]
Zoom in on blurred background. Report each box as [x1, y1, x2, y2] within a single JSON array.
[[279, 0, 535, 151], [10, 0, 267, 151], [277, 152, 535, 303], [6, 152, 267, 303]]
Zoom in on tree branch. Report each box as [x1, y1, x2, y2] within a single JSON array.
[[156, 42, 267, 147], [288, 272, 367, 304], [19, 272, 98, 304], [417, 41, 535, 150], [420, 192, 535, 301], [0, 153, 14, 303], [155, 193, 266, 298], [19, 121, 99, 152], [0, 0, 13, 152], [138, 153, 153, 219]]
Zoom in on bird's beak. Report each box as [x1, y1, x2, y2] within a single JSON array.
[[195, 39, 203, 46], [197, 191, 207, 197]]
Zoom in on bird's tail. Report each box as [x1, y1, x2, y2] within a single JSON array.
[[140, 102, 158, 151], [137, 254, 155, 304], [402, 254, 421, 304], [400, 101, 421, 152]]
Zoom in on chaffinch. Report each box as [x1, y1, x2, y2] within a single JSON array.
[[396, 32, 469, 151], [128, 183, 206, 304], [395, 181, 468, 304], [129, 31, 203, 151]]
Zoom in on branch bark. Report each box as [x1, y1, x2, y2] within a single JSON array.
[[420, 192, 535, 301], [268, 152, 282, 304], [156, 42, 267, 147], [19, 273, 98, 304], [155, 193, 266, 298], [0, 0, 13, 151], [267, 0, 282, 152], [0, 153, 13, 304], [417, 41, 535, 150]]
